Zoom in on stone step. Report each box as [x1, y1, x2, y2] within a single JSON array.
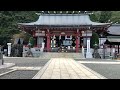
[[39, 53, 85, 59]]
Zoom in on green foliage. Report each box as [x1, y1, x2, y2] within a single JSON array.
[[99, 11, 112, 23], [13, 31, 31, 45], [0, 11, 37, 46], [0, 11, 120, 47], [90, 14, 98, 22], [90, 32, 99, 48], [29, 37, 35, 48]]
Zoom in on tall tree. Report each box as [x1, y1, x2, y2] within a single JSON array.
[[0, 11, 37, 46], [99, 11, 112, 23], [90, 32, 99, 48], [90, 32, 101, 58], [90, 14, 98, 22]]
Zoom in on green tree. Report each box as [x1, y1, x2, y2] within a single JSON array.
[[90, 32, 99, 48], [90, 14, 98, 22], [99, 11, 112, 23], [0, 11, 37, 46], [29, 37, 35, 48], [90, 32, 101, 58]]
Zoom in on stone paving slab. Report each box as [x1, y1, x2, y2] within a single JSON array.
[[10, 66, 41, 70], [78, 61, 120, 64], [33, 58, 106, 79], [38, 53, 85, 59], [0, 63, 15, 69]]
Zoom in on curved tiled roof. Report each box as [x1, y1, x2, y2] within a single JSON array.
[[18, 14, 110, 26], [108, 24, 120, 35]]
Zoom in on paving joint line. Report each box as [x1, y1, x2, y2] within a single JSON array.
[[0, 69, 17, 77], [77, 62, 107, 79], [67, 59, 81, 79], [32, 59, 52, 79]]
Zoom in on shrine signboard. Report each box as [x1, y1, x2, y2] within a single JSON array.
[[35, 30, 45, 36]]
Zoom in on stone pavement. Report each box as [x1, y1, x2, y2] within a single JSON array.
[[0, 63, 15, 69], [10, 66, 41, 70], [78, 61, 120, 64], [38, 53, 85, 59], [33, 58, 106, 79]]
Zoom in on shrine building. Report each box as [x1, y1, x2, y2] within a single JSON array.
[[18, 13, 111, 53]]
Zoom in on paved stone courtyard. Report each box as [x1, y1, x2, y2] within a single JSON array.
[[33, 58, 106, 79], [0, 58, 49, 79], [1, 56, 120, 79]]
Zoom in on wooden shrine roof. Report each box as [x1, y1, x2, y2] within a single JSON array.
[[18, 14, 111, 27], [108, 24, 120, 35]]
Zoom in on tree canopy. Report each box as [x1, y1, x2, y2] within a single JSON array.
[[0, 11, 120, 47], [90, 32, 99, 48]]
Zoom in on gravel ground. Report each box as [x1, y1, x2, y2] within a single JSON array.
[[83, 63, 120, 79], [4, 58, 49, 67], [0, 68, 12, 74], [0, 70, 39, 79]]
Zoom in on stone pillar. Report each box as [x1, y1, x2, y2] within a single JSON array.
[[86, 38, 92, 58], [82, 46, 85, 58], [59, 35, 61, 40], [7, 43, 12, 57], [41, 42, 45, 52]]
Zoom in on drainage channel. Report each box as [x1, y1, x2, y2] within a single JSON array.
[[0, 70, 39, 79]]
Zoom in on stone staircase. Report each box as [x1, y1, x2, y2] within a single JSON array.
[[39, 52, 85, 59]]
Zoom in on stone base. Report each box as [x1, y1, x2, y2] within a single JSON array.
[[93, 53, 101, 59], [86, 52, 93, 58]]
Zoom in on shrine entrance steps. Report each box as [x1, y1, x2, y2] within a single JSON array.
[[38, 53, 85, 59]]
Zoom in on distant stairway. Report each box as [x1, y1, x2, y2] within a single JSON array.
[[39, 52, 85, 59]]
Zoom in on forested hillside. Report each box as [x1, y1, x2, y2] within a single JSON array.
[[0, 11, 120, 46]]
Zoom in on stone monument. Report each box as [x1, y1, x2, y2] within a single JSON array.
[[7, 43, 12, 57], [82, 46, 85, 58], [86, 38, 93, 58], [40, 42, 45, 52]]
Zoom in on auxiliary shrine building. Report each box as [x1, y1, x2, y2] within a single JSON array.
[[18, 13, 111, 53]]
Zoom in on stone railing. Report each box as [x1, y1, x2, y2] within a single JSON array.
[[84, 48, 115, 59], [23, 47, 41, 57]]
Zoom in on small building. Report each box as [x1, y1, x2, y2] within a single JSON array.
[[106, 24, 120, 54], [18, 13, 111, 53]]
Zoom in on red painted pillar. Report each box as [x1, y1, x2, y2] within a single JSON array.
[[47, 30, 51, 52], [76, 36, 79, 53]]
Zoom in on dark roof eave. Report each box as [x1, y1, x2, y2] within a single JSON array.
[[18, 24, 110, 27]]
